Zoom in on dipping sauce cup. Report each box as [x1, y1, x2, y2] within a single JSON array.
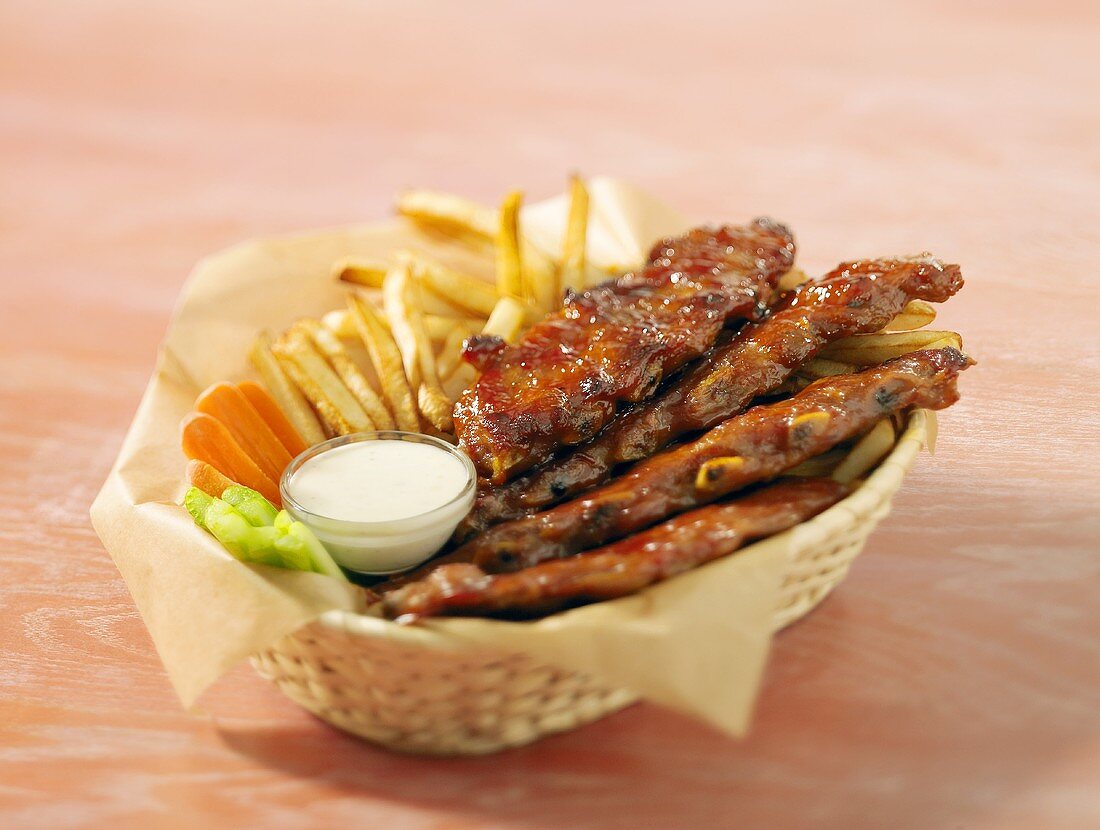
[[280, 431, 477, 575]]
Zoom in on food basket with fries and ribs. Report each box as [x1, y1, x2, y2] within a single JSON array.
[[94, 177, 972, 755]]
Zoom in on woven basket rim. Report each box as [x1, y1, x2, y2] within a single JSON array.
[[316, 408, 931, 647]]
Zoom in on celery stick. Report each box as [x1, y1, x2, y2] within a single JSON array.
[[288, 520, 347, 581], [220, 486, 278, 527], [184, 487, 215, 530], [205, 500, 281, 566]]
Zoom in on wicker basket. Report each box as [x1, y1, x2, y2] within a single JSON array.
[[252, 409, 932, 755]]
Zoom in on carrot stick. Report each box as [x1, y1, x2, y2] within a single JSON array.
[[195, 382, 293, 483], [180, 412, 281, 505], [238, 380, 308, 458], [186, 459, 238, 499]]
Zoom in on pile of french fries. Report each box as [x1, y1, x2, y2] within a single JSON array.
[[249, 176, 595, 442], [247, 177, 963, 490]]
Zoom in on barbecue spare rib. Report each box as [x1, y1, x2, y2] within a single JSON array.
[[446, 347, 972, 573], [383, 478, 850, 621], [456, 254, 964, 539], [454, 219, 796, 483]]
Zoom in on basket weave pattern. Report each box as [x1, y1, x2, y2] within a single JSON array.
[[252, 411, 930, 755]]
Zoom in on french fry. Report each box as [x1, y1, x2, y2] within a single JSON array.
[[300, 319, 396, 431], [417, 384, 454, 435], [383, 264, 454, 432], [273, 326, 375, 436], [796, 358, 855, 379], [424, 314, 483, 340], [443, 364, 477, 401], [397, 250, 499, 317], [481, 296, 528, 344], [781, 449, 847, 478], [194, 382, 293, 483], [181, 412, 281, 505], [496, 190, 524, 299], [437, 324, 472, 380], [249, 331, 326, 446], [522, 237, 560, 314], [321, 308, 357, 339], [883, 299, 937, 332], [273, 355, 344, 437], [778, 267, 811, 292], [820, 330, 963, 366], [396, 190, 496, 249], [238, 381, 308, 457], [382, 263, 422, 388], [333, 257, 388, 289], [832, 419, 896, 483], [347, 294, 420, 432], [560, 174, 588, 294], [186, 459, 239, 499]]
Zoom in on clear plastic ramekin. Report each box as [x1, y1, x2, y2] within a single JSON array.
[[280, 431, 477, 575]]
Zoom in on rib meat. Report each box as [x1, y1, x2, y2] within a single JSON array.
[[455, 219, 796, 483], [383, 478, 850, 621], [452, 347, 972, 573], [456, 255, 963, 539]]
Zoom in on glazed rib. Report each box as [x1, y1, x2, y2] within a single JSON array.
[[383, 478, 850, 620], [453, 348, 972, 573], [455, 220, 796, 483], [456, 255, 963, 539]]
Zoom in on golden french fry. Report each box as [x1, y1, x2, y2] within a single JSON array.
[[821, 330, 962, 365], [778, 267, 811, 293], [417, 383, 454, 435], [436, 324, 471, 380], [397, 250, 498, 317], [273, 326, 374, 436], [832, 419, 896, 483], [496, 191, 524, 298], [796, 358, 855, 380], [382, 263, 422, 388], [300, 319, 395, 431], [272, 354, 341, 437], [883, 299, 937, 332], [560, 174, 589, 294], [442, 363, 477, 401], [248, 331, 326, 446], [481, 296, 528, 344], [782, 449, 847, 478], [383, 263, 453, 433], [424, 313, 484, 340], [347, 294, 420, 433], [333, 257, 388, 289], [321, 308, 358, 339], [396, 190, 496, 250]]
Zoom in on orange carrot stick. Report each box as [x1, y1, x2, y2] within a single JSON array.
[[180, 412, 281, 505], [195, 382, 293, 483], [186, 459, 238, 499], [238, 380, 308, 458]]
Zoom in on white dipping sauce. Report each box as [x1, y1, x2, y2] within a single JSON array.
[[288, 440, 469, 522]]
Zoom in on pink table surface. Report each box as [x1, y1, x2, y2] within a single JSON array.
[[2, 1, 1098, 828]]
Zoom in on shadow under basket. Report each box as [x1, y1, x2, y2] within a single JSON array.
[[252, 409, 933, 755]]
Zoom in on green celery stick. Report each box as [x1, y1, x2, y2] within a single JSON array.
[[184, 487, 215, 530], [220, 485, 278, 527], [271, 533, 314, 572], [286, 518, 347, 580], [205, 499, 282, 566]]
